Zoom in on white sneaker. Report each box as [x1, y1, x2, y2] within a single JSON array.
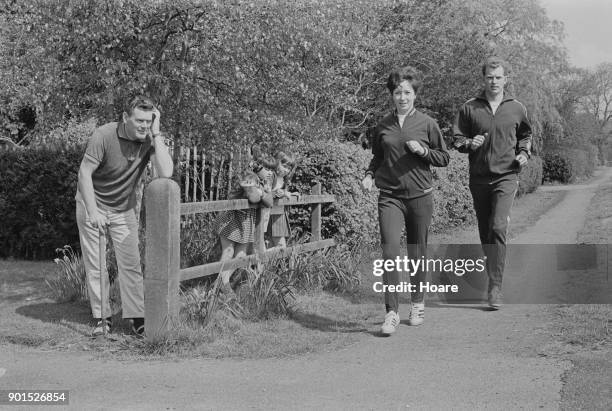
[[408, 303, 425, 326], [381, 311, 400, 335]]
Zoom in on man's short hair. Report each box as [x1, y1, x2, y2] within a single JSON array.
[[386, 66, 422, 94], [124, 95, 156, 116], [481, 57, 510, 76]]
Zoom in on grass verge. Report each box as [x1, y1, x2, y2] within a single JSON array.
[[577, 185, 612, 243]]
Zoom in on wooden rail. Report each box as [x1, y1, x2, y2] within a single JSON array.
[[143, 179, 335, 339]]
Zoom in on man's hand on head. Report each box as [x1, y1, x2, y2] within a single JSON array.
[[151, 108, 161, 136]]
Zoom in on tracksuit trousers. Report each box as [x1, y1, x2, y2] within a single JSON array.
[[469, 176, 518, 290], [378, 192, 433, 313]]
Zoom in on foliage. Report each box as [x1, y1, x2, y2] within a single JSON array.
[[543, 147, 596, 183], [431, 151, 476, 231], [542, 152, 572, 183], [46, 245, 88, 303], [31, 117, 98, 147], [1, 0, 570, 156], [234, 265, 296, 320], [0, 0, 592, 260], [180, 239, 363, 327], [281, 242, 364, 293], [46, 245, 121, 311], [517, 155, 543, 196], [180, 214, 219, 268], [289, 137, 378, 245], [0, 143, 82, 259]]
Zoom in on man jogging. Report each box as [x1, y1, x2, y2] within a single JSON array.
[[453, 57, 532, 310], [76, 96, 173, 336]]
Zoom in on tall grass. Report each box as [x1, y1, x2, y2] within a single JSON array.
[[283, 241, 366, 292], [46, 245, 121, 311], [46, 245, 88, 303]]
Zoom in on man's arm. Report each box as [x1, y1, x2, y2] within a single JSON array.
[[150, 136, 173, 178], [149, 108, 173, 178], [516, 102, 532, 159], [453, 106, 472, 153], [77, 155, 107, 228]]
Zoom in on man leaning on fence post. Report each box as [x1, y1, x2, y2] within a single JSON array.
[[75, 96, 173, 336], [453, 57, 532, 310]]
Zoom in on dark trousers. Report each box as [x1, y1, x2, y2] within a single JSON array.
[[378, 193, 433, 313], [469, 177, 518, 289]]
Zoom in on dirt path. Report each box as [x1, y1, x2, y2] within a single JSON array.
[[514, 167, 612, 243], [1, 169, 611, 410]]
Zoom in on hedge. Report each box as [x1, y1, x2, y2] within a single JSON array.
[[431, 150, 476, 231], [290, 139, 379, 246], [517, 155, 543, 196], [543, 146, 596, 183], [0, 144, 83, 259]]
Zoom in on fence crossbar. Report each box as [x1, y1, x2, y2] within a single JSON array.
[[180, 239, 334, 281], [180, 194, 335, 215]]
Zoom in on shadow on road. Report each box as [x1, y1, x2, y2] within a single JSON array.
[[289, 310, 374, 335]]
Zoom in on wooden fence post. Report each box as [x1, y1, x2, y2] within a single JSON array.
[[311, 183, 321, 241], [254, 207, 267, 255], [144, 178, 180, 340]]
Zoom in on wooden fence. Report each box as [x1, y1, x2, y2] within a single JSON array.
[[168, 142, 250, 203], [143, 178, 335, 339]]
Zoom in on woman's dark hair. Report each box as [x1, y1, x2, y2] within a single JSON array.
[[386, 66, 422, 94]]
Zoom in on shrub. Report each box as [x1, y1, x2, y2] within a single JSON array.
[[431, 150, 475, 232], [517, 155, 543, 196], [180, 214, 220, 268], [30, 117, 97, 147], [0, 144, 83, 259], [542, 151, 571, 183], [543, 147, 595, 183], [290, 139, 378, 246]]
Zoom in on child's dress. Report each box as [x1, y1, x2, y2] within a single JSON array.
[[214, 184, 260, 244], [267, 174, 291, 238]]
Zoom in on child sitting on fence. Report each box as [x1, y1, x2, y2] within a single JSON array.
[[213, 170, 271, 293], [252, 148, 299, 249]]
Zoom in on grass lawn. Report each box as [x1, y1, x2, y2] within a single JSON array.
[[0, 257, 388, 359]]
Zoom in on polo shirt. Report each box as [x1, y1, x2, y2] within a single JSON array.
[[76, 121, 154, 212]]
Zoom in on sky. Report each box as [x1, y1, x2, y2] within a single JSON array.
[[540, 0, 612, 68]]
